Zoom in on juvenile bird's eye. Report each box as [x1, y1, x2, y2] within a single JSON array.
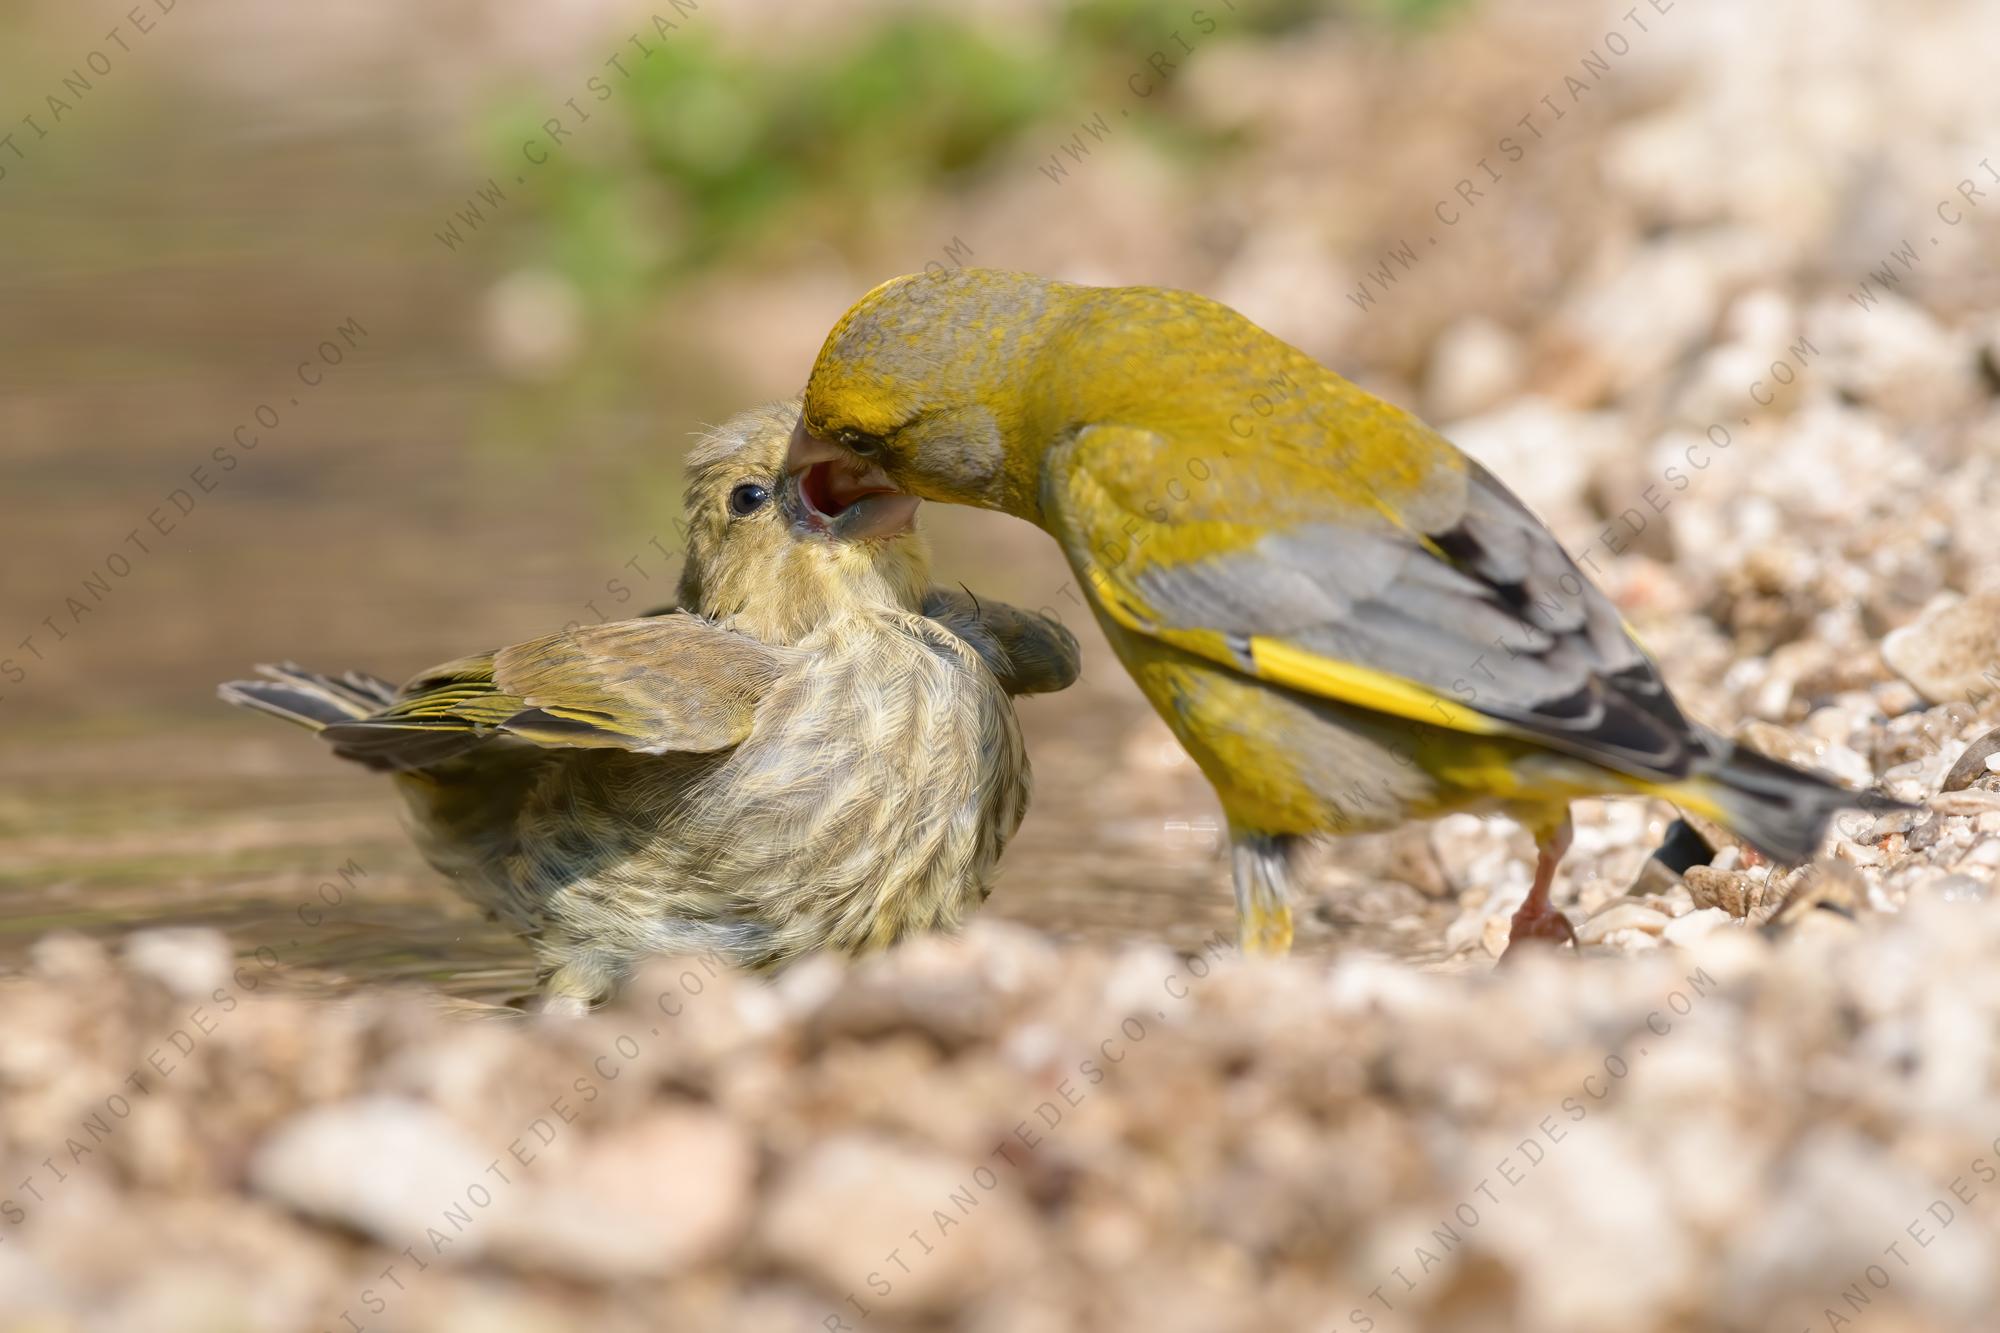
[[836, 428, 882, 458], [728, 482, 771, 516]]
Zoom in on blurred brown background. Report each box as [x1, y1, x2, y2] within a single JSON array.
[[8, 4, 2000, 1332], [5, 0, 1999, 997]]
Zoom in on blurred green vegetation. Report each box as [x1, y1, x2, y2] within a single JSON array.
[[489, 0, 1464, 313]]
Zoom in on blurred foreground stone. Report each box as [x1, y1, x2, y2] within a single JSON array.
[[4, 913, 2000, 1333]]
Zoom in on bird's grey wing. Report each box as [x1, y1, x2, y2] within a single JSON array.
[[321, 615, 795, 769], [1061, 423, 1707, 781], [922, 587, 1083, 696]]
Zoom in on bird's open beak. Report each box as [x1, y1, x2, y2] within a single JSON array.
[[784, 415, 919, 541]]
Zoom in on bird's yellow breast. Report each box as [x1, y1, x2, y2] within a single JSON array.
[[1092, 616, 1395, 836]]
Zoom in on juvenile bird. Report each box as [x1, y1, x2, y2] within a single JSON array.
[[789, 269, 1890, 956], [221, 400, 1078, 1006]]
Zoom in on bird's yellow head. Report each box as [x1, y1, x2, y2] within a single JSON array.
[[677, 398, 929, 644], [790, 268, 1075, 522]]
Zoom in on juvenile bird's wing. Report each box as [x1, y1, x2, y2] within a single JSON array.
[[320, 616, 797, 771], [1053, 421, 1705, 781], [922, 587, 1083, 696]]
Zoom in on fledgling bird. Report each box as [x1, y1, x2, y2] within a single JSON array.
[[788, 268, 1895, 956], [220, 400, 1079, 1006]]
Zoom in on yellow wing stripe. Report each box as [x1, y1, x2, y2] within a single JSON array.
[[1082, 559, 1514, 740], [1647, 777, 1730, 823], [1246, 637, 1510, 736]]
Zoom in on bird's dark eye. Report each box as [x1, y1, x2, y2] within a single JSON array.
[[728, 482, 771, 517], [836, 428, 882, 458]]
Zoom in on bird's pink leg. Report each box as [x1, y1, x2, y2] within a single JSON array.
[[1503, 812, 1577, 957]]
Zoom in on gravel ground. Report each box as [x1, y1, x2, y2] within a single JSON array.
[[7, 0, 2000, 1328], [4, 903, 2000, 1333]]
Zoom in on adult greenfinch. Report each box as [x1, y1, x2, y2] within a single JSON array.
[[788, 269, 1891, 956], [221, 399, 1078, 1007]]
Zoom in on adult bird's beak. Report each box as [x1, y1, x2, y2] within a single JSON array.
[[784, 415, 920, 540], [785, 416, 844, 475]]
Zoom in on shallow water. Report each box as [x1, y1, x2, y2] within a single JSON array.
[[0, 698, 1469, 1004]]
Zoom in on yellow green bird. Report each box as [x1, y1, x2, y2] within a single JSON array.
[[789, 269, 1888, 956], [221, 399, 1078, 1007]]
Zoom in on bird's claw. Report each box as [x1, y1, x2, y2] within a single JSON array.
[[1499, 900, 1576, 964], [1239, 901, 1295, 957]]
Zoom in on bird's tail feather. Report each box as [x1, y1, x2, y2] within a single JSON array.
[[217, 662, 398, 733], [1671, 741, 1907, 865]]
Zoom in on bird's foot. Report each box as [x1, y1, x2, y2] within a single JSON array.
[[1499, 898, 1576, 963], [1238, 901, 1294, 957], [1231, 831, 1297, 958], [531, 956, 614, 1015], [1497, 810, 1576, 965], [527, 991, 592, 1018]]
